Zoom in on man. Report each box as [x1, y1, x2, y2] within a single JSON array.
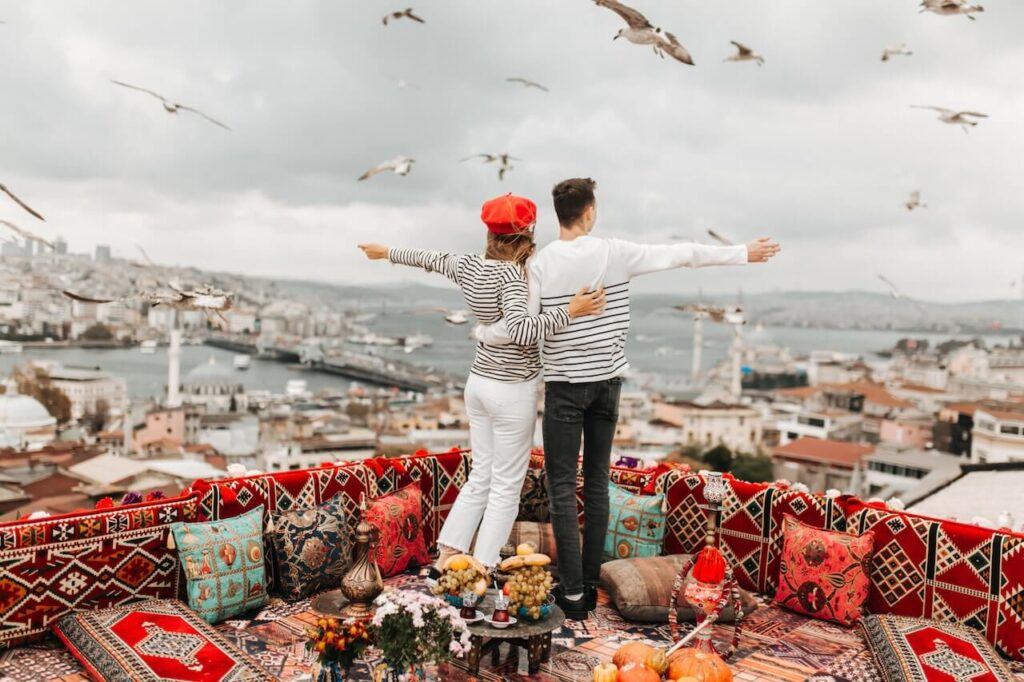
[[476, 178, 780, 618]]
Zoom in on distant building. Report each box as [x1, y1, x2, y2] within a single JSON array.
[[181, 357, 246, 412], [0, 388, 57, 448], [66, 452, 224, 497], [775, 408, 862, 445], [54, 237, 68, 255], [260, 429, 377, 471], [646, 401, 763, 453], [47, 366, 127, 421], [934, 401, 979, 456], [878, 412, 935, 449], [772, 437, 875, 493], [972, 403, 1024, 463], [909, 462, 1024, 530], [860, 446, 961, 500], [94, 245, 111, 263], [196, 413, 259, 461]]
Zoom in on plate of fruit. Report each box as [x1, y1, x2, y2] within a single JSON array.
[[499, 543, 554, 621], [431, 553, 489, 608]]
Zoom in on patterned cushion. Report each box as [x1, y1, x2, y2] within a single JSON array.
[[603, 482, 666, 561], [600, 554, 756, 623], [0, 493, 199, 648], [659, 470, 848, 593], [268, 494, 351, 600], [861, 613, 1015, 682], [52, 598, 273, 682], [774, 515, 873, 626], [170, 507, 267, 624], [365, 485, 431, 577], [847, 499, 1024, 660]]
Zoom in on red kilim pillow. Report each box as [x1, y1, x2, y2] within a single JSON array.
[[365, 485, 431, 577], [861, 613, 1015, 682], [774, 515, 873, 626], [53, 598, 273, 682]]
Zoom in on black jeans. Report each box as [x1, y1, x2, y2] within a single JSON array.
[[542, 377, 622, 595]]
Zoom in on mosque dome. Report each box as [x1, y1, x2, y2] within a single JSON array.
[[184, 357, 236, 385], [0, 393, 57, 430]]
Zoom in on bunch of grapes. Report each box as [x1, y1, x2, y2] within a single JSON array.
[[504, 566, 553, 620], [431, 567, 483, 597]]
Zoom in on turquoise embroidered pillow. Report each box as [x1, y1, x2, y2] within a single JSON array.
[[170, 506, 267, 623], [603, 482, 666, 561]]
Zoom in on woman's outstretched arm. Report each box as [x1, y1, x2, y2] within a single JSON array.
[[499, 275, 605, 347], [358, 243, 464, 286]]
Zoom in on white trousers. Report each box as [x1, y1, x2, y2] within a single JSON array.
[[437, 373, 539, 567]]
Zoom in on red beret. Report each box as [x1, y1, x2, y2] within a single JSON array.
[[480, 194, 537, 235]]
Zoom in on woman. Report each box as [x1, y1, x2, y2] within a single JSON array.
[[358, 194, 604, 573]]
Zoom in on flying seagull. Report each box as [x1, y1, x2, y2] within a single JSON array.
[[358, 156, 415, 181], [881, 43, 913, 61], [911, 105, 988, 134], [724, 41, 764, 66], [62, 284, 234, 323], [706, 228, 733, 246], [0, 183, 45, 221], [877, 273, 927, 314], [383, 8, 425, 25], [674, 302, 744, 324], [919, 0, 984, 21], [459, 153, 519, 181], [110, 80, 231, 130], [0, 220, 54, 249], [594, 0, 694, 65], [904, 191, 926, 211], [506, 77, 549, 92]]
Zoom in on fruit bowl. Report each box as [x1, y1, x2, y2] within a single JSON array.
[[516, 594, 555, 622]]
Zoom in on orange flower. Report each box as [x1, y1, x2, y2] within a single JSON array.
[[317, 618, 328, 629], [315, 641, 326, 652]]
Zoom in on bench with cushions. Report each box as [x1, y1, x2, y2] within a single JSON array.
[[1, 447, 1024, 672]]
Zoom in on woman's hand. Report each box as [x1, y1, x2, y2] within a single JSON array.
[[746, 237, 780, 263], [568, 287, 606, 318], [358, 243, 389, 260]]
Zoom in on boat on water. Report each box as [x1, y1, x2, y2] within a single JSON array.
[[285, 379, 308, 398], [346, 332, 400, 347], [402, 332, 433, 353], [0, 340, 23, 354], [139, 339, 157, 354], [233, 354, 252, 371]]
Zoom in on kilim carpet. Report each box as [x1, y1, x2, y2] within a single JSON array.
[[5, 571, 1024, 682]]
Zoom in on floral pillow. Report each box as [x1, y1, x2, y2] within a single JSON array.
[[603, 482, 666, 561], [268, 494, 351, 600], [170, 506, 268, 623], [774, 514, 873, 626], [364, 485, 431, 577]]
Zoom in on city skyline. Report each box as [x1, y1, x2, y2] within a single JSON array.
[[1, 1, 1023, 301]]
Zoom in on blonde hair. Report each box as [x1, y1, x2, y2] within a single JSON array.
[[485, 230, 535, 270]]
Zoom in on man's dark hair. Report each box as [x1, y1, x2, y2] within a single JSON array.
[[552, 177, 596, 227]]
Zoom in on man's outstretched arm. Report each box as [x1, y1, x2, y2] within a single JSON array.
[[616, 237, 779, 278]]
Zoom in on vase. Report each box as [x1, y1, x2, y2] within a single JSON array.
[[313, 660, 344, 682]]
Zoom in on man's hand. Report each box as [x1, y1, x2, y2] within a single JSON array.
[[746, 237, 780, 263], [358, 243, 389, 260]]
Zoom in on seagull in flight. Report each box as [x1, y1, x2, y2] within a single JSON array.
[[724, 41, 764, 66], [881, 43, 913, 61], [62, 284, 234, 323], [904, 191, 926, 211], [0, 220, 54, 249], [706, 228, 733, 246], [383, 8, 425, 25], [506, 77, 549, 92], [110, 80, 231, 130], [911, 105, 988, 134], [919, 0, 984, 21], [0, 183, 45, 221], [674, 303, 744, 324], [358, 156, 415, 181], [460, 153, 519, 181], [594, 0, 694, 65]]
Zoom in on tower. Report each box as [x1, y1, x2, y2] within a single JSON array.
[[166, 310, 182, 408]]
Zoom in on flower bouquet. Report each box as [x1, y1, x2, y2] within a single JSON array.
[[370, 589, 473, 680], [305, 617, 372, 680]]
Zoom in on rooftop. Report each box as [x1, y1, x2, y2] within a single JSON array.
[[773, 437, 875, 468], [910, 463, 1024, 529]]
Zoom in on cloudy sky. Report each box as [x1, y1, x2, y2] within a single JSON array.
[[2, 0, 1022, 301]]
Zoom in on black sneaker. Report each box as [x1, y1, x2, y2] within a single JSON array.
[[584, 584, 598, 612], [553, 585, 589, 620]]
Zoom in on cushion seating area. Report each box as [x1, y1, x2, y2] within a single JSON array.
[[3, 449, 1024, 679], [7, 573, 1024, 682]]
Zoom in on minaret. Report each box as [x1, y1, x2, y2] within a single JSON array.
[[167, 311, 182, 408], [691, 314, 703, 384]]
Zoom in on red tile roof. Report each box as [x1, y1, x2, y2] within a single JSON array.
[[772, 437, 875, 468]]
